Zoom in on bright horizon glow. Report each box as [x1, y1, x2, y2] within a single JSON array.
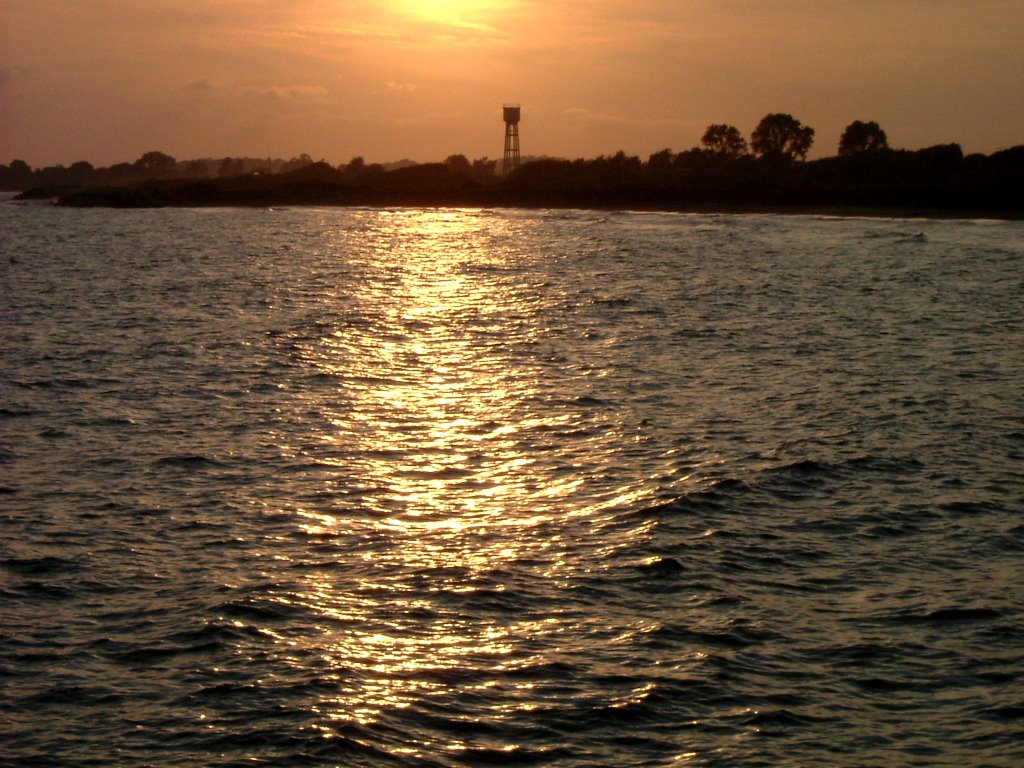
[[2, 1, 1023, 167]]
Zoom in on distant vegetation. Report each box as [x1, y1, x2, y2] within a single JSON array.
[[5, 115, 1023, 216], [0, 152, 426, 191]]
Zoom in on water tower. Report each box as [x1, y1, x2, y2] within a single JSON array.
[[502, 103, 521, 176]]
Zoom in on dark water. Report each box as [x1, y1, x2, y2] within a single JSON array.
[[2, 202, 1023, 767]]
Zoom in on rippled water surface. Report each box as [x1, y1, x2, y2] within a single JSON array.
[[2, 203, 1023, 766]]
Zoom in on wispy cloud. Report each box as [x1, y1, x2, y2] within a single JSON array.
[[563, 106, 694, 129], [385, 81, 416, 93], [242, 84, 330, 100], [183, 79, 215, 93]]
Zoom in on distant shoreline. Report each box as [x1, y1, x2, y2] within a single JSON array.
[[6, 139, 1023, 222], [10, 186, 1022, 222]]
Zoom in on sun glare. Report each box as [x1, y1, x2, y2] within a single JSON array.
[[396, 0, 515, 29]]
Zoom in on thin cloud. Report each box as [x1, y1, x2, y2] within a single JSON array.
[[564, 106, 692, 129], [385, 81, 416, 93], [184, 79, 215, 93], [242, 84, 330, 100]]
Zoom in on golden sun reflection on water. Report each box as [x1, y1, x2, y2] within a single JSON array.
[[278, 209, 659, 739], [294, 209, 651, 556]]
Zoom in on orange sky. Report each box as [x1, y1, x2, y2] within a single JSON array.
[[2, 1, 1023, 167]]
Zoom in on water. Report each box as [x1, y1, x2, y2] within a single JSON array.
[[2, 201, 1023, 767]]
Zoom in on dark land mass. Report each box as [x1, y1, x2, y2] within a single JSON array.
[[11, 145, 1024, 219]]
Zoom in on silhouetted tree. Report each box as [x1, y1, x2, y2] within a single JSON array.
[[646, 148, 674, 172], [37, 165, 67, 186], [988, 145, 1024, 175], [605, 150, 642, 175], [281, 161, 339, 181], [470, 156, 497, 183], [0, 158, 33, 189], [344, 156, 366, 175], [672, 148, 708, 171], [913, 143, 963, 169], [218, 157, 245, 177], [838, 120, 889, 156], [280, 154, 314, 173], [751, 113, 815, 161], [67, 161, 95, 184], [134, 151, 177, 175], [184, 159, 209, 178], [8, 159, 32, 175], [701, 124, 747, 158], [445, 154, 472, 175], [106, 162, 134, 181]]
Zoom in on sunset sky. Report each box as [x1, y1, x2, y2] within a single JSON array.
[[2, 1, 1023, 168]]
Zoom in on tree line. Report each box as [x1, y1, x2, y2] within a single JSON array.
[[0, 113, 892, 189], [6, 113, 1023, 214], [498, 115, 1021, 213], [0, 150, 497, 191], [692, 114, 887, 161]]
